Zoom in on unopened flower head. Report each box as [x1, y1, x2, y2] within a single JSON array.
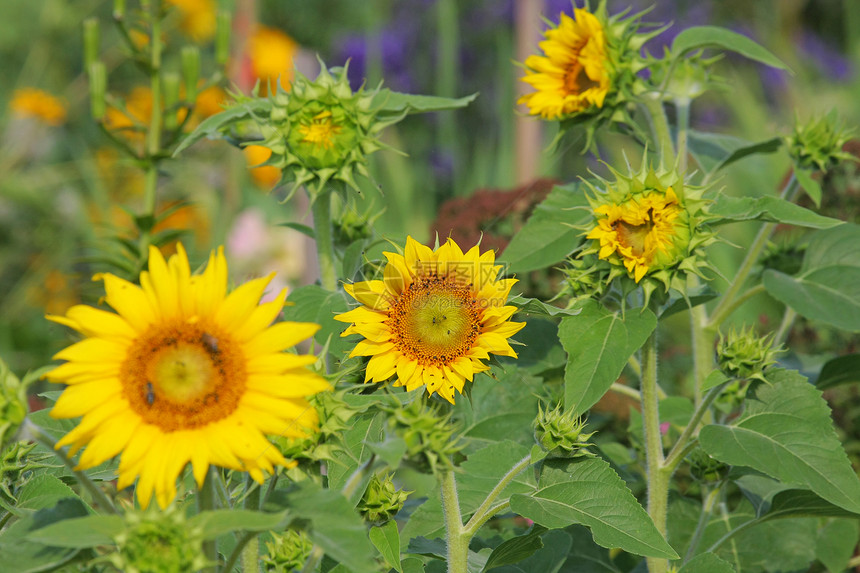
[[581, 162, 714, 303], [534, 404, 595, 458], [386, 399, 462, 473], [787, 110, 854, 173], [717, 326, 782, 383], [110, 507, 207, 573], [358, 472, 411, 525], [263, 529, 313, 573], [256, 63, 396, 198], [0, 358, 28, 450]]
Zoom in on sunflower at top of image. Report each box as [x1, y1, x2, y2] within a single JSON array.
[[45, 245, 329, 509], [518, 6, 610, 120], [336, 237, 525, 404]]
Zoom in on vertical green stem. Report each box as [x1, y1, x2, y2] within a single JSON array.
[[242, 477, 261, 573], [641, 96, 675, 171], [676, 97, 691, 174], [311, 192, 338, 292], [143, 0, 163, 219], [641, 325, 669, 573], [200, 467, 219, 572], [441, 470, 469, 573], [684, 485, 721, 562]]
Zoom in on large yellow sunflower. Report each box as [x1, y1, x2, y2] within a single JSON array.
[[46, 245, 329, 509], [518, 7, 610, 119], [336, 237, 524, 404]]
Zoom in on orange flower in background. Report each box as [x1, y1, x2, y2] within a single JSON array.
[[10, 88, 67, 126], [103, 87, 156, 146], [243, 145, 282, 189], [247, 26, 298, 95], [193, 85, 228, 119], [167, 0, 216, 42]]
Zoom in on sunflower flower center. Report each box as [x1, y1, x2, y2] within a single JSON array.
[[387, 275, 480, 367], [298, 110, 342, 150], [121, 323, 246, 431], [614, 217, 654, 257], [564, 61, 599, 94]]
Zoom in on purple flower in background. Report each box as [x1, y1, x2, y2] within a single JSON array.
[[799, 30, 853, 81], [337, 25, 418, 92]]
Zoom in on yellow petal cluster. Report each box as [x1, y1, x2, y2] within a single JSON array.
[[518, 8, 610, 119], [9, 88, 67, 126], [336, 237, 524, 404], [46, 245, 329, 509]]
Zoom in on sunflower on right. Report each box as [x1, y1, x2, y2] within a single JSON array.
[[579, 163, 715, 304]]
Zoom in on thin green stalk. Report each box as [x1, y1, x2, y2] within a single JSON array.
[[704, 514, 761, 555], [707, 175, 799, 330], [610, 382, 641, 401], [223, 531, 257, 573], [200, 467, 219, 572], [675, 97, 691, 174], [463, 455, 531, 536], [773, 307, 797, 347], [683, 485, 721, 562], [25, 419, 118, 514], [641, 96, 675, 171], [311, 193, 338, 292], [663, 383, 727, 473], [142, 0, 163, 219], [441, 470, 469, 573], [690, 296, 712, 409], [641, 325, 669, 573], [242, 477, 261, 573]]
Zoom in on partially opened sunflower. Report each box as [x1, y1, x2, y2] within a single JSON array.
[[336, 237, 524, 404], [46, 245, 329, 509]]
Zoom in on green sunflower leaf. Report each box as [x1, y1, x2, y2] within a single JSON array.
[[677, 552, 736, 573], [508, 295, 580, 317], [559, 301, 657, 417], [699, 369, 860, 514], [188, 509, 290, 539], [173, 99, 272, 156], [709, 195, 841, 228], [500, 182, 591, 273], [25, 515, 123, 547], [815, 354, 860, 389], [763, 223, 860, 331], [509, 457, 678, 559], [687, 131, 783, 175], [373, 90, 478, 115], [369, 521, 402, 573], [671, 26, 790, 71]]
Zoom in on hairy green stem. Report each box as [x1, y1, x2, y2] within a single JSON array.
[[773, 306, 797, 347], [200, 467, 219, 572], [610, 382, 641, 401], [142, 0, 163, 219], [25, 419, 118, 514], [675, 97, 691, 174], [242, 477, 261, 573], [641, 96, 675, 171], [464, 455, 531, 536], [311, 192, 338, 292], [641, 325, 669, 573], [441, 470, 469, 573]]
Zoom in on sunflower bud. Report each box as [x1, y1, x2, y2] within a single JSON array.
[[787, 111, 854, 173], [88, 61, 107, 120], [358, 473, 410, 525], [110, 507, 208, 573], [534, 404, 595, 458], [386, 400, 462, 473], [181, 46, 201, 102], [263, 529, 313, 573], [83, 18, 100, 70], [0, 442, 53, 500], [562, 255, 609, 302], [254, 64, 395, 198], [717, 326, 782, 384], [274, 391, 354, 463], [580, 161, 715, 305], [687, 447, 729, 483], [0, 359, 28, 449], [215, 11, 231, 66]]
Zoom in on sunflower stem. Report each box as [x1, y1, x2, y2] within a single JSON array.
[[242, 476, 261, 573], [311, 191, 339, 292], [24, 419, 118, 515], [641, 95, 675, 171], [463, 455, 531, 537], [663, 382, 727, 473], [143, 0, 162, 220], [640, 318, 669, 573], [683, 483, 722, 562], [200, 467, 219, 572], [440, 470, 469, 573]]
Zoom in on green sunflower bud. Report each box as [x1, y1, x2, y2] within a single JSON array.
[[0, 359, 28, 449], [562, 255, 609, 302], [534, 404, 595, 458], [386, 400, 462, 473], [650, 49, 723, 102], [263, 529, 313, 573], [687, 447, 729, 483], [274, 391, 355, 463], [110, 507, 208, 573], [717, 326, 782, 383], [0, 441, 53, 500], [787, 110, 854, 173], [255, 63, 396, 198], [579, 160, 716, 306], [358, 473, 410, 525]]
